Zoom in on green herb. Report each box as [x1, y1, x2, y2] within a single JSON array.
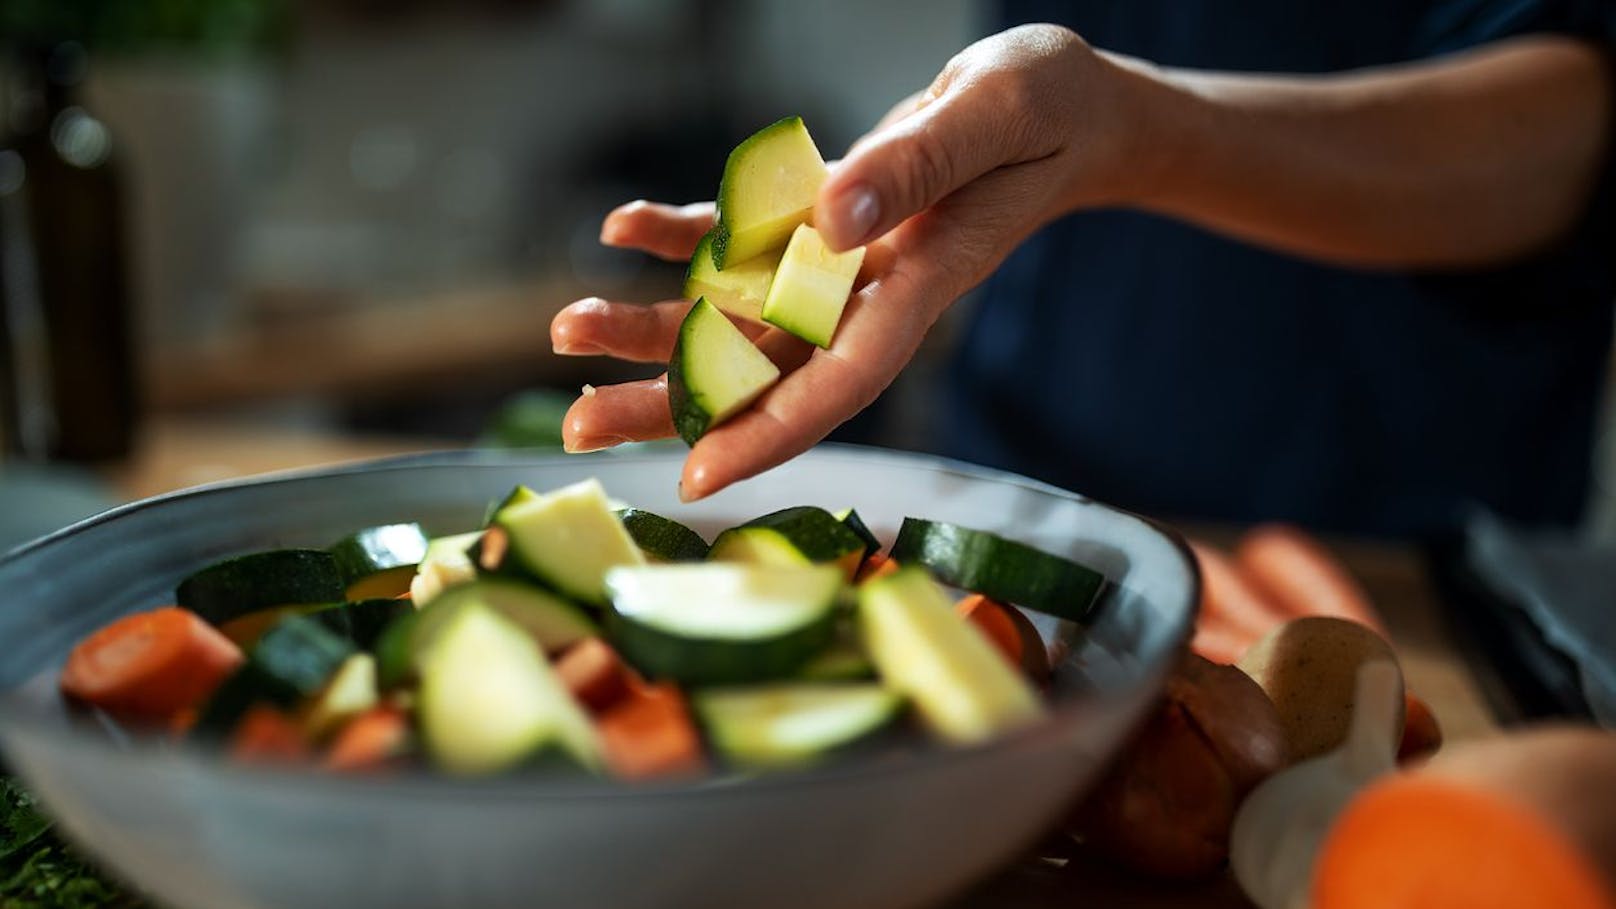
[[0, 778, 144, 909]]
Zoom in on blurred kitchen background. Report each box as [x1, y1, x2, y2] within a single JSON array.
[[1, 0, 1614, 545]]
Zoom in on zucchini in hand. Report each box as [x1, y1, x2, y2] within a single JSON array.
[[684, 229, 781, 323], [711, 116, 828, 269], [668, 297, 781, 445], [760, 224, 865, 349]]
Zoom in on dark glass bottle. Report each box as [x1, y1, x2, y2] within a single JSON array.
[[3, 42, 138, 463]]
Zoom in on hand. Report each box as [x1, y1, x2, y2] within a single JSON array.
[[551, 24, 1169, 500]]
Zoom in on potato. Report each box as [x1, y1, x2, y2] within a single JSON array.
[[1238, 617, 1404, 761], [1069, 652, 1289, 878]]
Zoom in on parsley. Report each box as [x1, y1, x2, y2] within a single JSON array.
[[0, 778, 143, 909]]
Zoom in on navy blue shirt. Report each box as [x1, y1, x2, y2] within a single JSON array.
[[941, 0, 1616, 537]]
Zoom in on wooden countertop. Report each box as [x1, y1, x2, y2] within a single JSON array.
[[110, 417, 1501, 909]]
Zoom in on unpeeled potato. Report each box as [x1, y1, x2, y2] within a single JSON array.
[[1070, 652, 1289, 878], [1238, 617, 1404, 762]]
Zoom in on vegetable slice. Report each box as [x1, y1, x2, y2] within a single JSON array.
[[309, 597, 415, 652], [176, 549, 346, 626], [684, 229, 781, 323], [617, 508, 710, 562], [708, 506, 867, 580], [494, 478, 646, 606], [418, 603, 601, 775], [597, 681, 707, 781], [858, 567, 1045, 744], [889, 518, 1108, 623], [833, 508, 882, 561], [59, 606, 244, 723], [324, 704, 412, 772], [329, 523, 429, 600], [668, 297, 781, 445], [302, 653, 378, 740], [694, 682, 902, 768], [760, 224, 865, 348], [408, 531, 483, 605], [605, 563, 842, 685], [711, 116, 828, 269]]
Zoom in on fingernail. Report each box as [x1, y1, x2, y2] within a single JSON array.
[[555, 341, 604, 356], [836, 184, 880, 246], [564, 436, 629, 454]]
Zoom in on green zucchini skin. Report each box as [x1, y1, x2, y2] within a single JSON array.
[[608, 611, 836, 687], [193, 615, 356, 736], [177, 550, 347, 626], [835, 508, 882, 560], [311, 597, 415, 651], [667, 317, 711, 446], [617, 508, 710, 562], [709, 506, 866, 568], [693, 682, 903, 768], [328, 524, 429, 585], [888, 519, 1108, 623]]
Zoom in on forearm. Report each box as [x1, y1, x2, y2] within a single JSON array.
[[1113, 36, 1614, 269]]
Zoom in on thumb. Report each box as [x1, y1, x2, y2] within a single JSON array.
[[816, 88, 1024, 251]]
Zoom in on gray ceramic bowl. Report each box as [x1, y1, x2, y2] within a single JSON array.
[[0, 447, 1195, 909]]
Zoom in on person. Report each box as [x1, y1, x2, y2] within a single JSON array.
[[550, 2, 1616, 538]]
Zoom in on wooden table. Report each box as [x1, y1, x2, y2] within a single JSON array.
[[111, 417, 1501, 909]]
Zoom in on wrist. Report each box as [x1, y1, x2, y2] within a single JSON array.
[[1084, 51, 1214, 211]]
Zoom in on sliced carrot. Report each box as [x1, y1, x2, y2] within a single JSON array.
[[1397, 692, 1443, 763], [956, 594, 1049, 682], [325, 704, 412, 772], [229, 705, 310, 764], [1235, 524, 1384, 631], [555, 637, 636, 714], [477, 526, 509, 572], [60, 606, 244, 723], [1188, 540, 1288, 642], [597, 682, 706, 782], [1313, 776, 1614, 909], [856, 553, 899, 583], [1189, 615, 1251, 665]]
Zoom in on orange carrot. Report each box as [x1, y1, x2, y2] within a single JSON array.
[[597, 682, 706, 781], [1190, 615, 1251, 665], [229, 705, 309, 764], [856, 553, 899, 583], [60, 606, 244, 723], [1313, 776, 1614, 909], [325, 705, 411, 772], [1188, 540, 1289, 642], [1397, 692, 1443, 763], [556, 637, 636, 714], [1235, 524, 1384, 631], [956, 594, 1049, 682]]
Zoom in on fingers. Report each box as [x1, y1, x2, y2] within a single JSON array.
[[600, 201, 715, 261], [562, 378, 675, 453], [552, 298, 694, 363]]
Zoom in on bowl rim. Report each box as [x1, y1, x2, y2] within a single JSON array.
[[0, 444, 1198, 801]]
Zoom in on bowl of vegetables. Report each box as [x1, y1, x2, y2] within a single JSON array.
[[0, 446, 1195, 909]]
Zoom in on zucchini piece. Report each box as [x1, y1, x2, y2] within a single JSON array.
[[482, 484, 538, 528], [708, 506, 866, 580], [694, 682, 902, 768], [310, 597, 415, 651], [617, 508, 710, 562], [373, 610, 421, 691], [684, 229, 782, 323], [760, 224, 865, 348], [494, 479, 645, 606], [832, 508, 882, 561], [216, 604, 326, 649], [177, 549, 345, 626], [194, 663, 298, 737], [604, 563, 842, 686], [302, 653, 378, 739], [796, 638, 877, 682], [889, 518, 1108, 623], [329, 523, 429, 600], [193, 614, 356, 736], [858, 567, 1045, 745], [408, 531, 483, 605], [711, 116, 828, 269], [419, 603, 601, 775], [668, 297, 781, 445]]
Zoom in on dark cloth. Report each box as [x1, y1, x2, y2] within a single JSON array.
[[941, 0, 1616, 537]]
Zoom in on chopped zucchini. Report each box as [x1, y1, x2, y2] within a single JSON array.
[[833, 508, 882, 561], [711, 116, 828, 269], [760, 224, 865, 348], [482, 484, 538, 528], [310, 597, 414, 651], [667, 297, 781, 445], [694, 682, 902, 768], [177, 549, 346, 626], [418, 603, 601, 775], [302, 653, 378, 740], [605, 563, 842, 685], [408, 531, 483, 605], [708, 506, 866, 580], [329, 523, 429, 600], [889, 518, 1108, 623], [796, 638, 877, 682], [858, 567, 1045, 744], [194, 614, 356, 736], [494, 479, 646, 606], [617, 508, 710, 562], [684, 229, 782, 323]]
